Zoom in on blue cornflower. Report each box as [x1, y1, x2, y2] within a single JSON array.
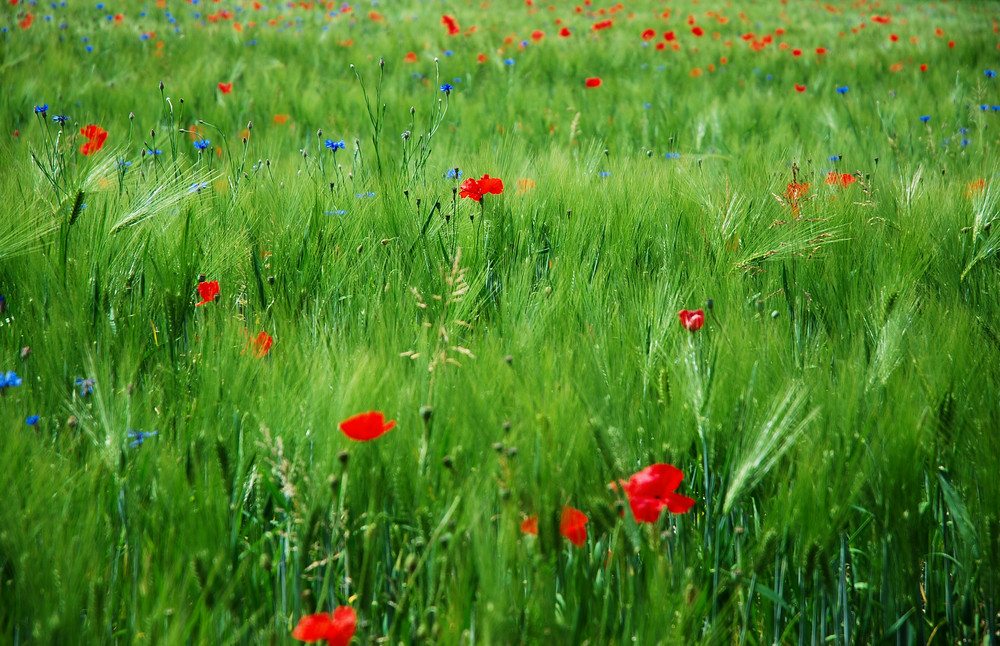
[[325, 138, 346, 151], [117, 160, 131, 169], [443, 50, 454, 56], [919, 115, 930, 123], [765, 74, 773, 81], [520, 40, 529, 48], [188, 182, 209, 193], [127, 430, 158, 448], [599, 171, 611, 178], [981, 105, 989, 111], [959, 127, 969, 134], [440, 83, 454, 95], [993, 106, 1000, 112], [75, 378, 95, 396], [1, 371, 22, 389], [147, 148, 163, 155], [193, 139, 211, 150], [85, 45, 94, 52], [986, 70, 997, 78], [829, 155, 842, 162], [836, 86, 849, 94], [26, 415, 39, 426], [140, 32, 150, 40], [445, 168, 463, 179], [961, 138, 970, 147], [34, 104, 49, 115], [52, 114, 69, 124], [326, 209, 346, 216], [504, 58, 515, 66], [643, 103, 651, 109], [664, 153, 680, 159], [356, 191, 376, 198]]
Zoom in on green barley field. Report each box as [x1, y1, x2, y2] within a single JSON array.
[[2, 1, 1000, 643]]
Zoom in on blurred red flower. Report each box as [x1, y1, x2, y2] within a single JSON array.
[[584, 77, 602, 88], [339, 411, 396, 441], [559, 506, 588, 546], [520, 516, 538, 535], [826, 172, 856, 187], [441, 14, 460, 36], [559, 27, 571, 37], [794, 83, 806, 92], [641, 28, 656, 40], [79, 125, 108, 156], [622, 464, 695, 523], [292, 607, 357, 646], [195, 280, 219, 306], [218, 82, 232, 94], [252, 331, 273, 357], [678, 309, 704, 331]]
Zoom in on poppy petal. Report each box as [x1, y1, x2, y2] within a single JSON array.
[[292, 613, 335, 642], [339, 410, 395, 441]]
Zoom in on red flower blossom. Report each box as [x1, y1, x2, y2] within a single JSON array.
[[871, 15, 891, 25], [79, 125, 108, 156], [478, 174, 503, 195], [678, 309, 704, 331], [826, 172, 856, 187], [584, 77, 602, 88], [531, 29, 544, 41], [459, 177, 483, 201], [889, 33, 898, 42], [404, 51, 417, 63], [559, 506, 588, 546], [792, 48, 802, 57], [691, 26, 704, 37], [919, 63, 928, 72], [195, 280, 219, 306], [218, 82, 233, 94], [520, 516, 538, 535], [477, 53, 487, 63], [441, 14, 460, 36], [794, 83, 806, 92], [622, 464, 695, 523], [253, 331, 273, 357], [663, 30, 676, 41], [592, 19, 613, 31], [641, 28, 656, 40], [292, 607, 357, 646], [786, 182, 811, 201], [339, 411, 396, 441], [559, 27, 571, 37]]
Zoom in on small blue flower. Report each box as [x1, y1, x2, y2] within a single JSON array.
[[193, 139, 211, 150], [446, 168, 463, 179], [919, 115, 930, 123], [664, 153, 680, 159], [443, 50, 453, 56], [147, 148, 163, 155], [986, 70, 997, 78], [599, 171, 611, 178], [642, 103, 651, 109], [440, 83, 454, 95], [959, 127, 969, 134], [765, 74, 773, 81], [836, 86, 849, 94], [961, 138, 970, 147], [188, 182, 209, 193], [75, 378, 95, 396], [26, 415, 39, 426], [52, 114, 69, 124], [325, 138, 345, 151], [504, 58, 515, 66], [981, 105, 989, 111], [829, 155, 842, 162], [326, 209, 346, 216], [993, 106, 1000, 112], [355, 191, 376, 198], [85, 45, 93, 53], [34, 104, 49, 115], [127, 430, 158, 448], [117, 160, 131, 169], [1, 371, 22, 389]]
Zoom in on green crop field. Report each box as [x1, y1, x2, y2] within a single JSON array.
[[2, 1, 999, 644]]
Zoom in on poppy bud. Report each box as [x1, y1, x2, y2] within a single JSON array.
[[706, 298, 714, 310], [247, 121, 253, 130], [492, 442, 505, 453], [505, 446, 518, 458], [268, 275, 275, 285], [159, 80, 164, 90], [419, 406, 433, 423], [566, 209, 572, 219], [504, 355, 514, 365], [150, 129, 155, 137], [328, 474, 340, 491], [337, 450, 349, 465], [317, 129, 322, 138], [198, 273, 207, 282], [502, 421, 511, 433], [357, 245, 363, 254]]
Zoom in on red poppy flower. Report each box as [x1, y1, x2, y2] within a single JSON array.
[[785, 182, 811, 201], [691, 26, 704, 37], [792, 48, 802, 57], [816, 47, 827, 55], [584, 77, 602, 88], [559, 27, 571, 37], [252, 331, 273, 357], [919, 63, 928, 72], [871, 15, 891, 25], [520, 516, 538, 535], [559, 506, 588, 546], [663, 30, 676, 41], [794, 83, 806, 93], [218, 82, 232, 94], [889, 33, 898, 42], [459, 177, 483, 201], [292, 606, 357, 646], [641, 28, 656, 40], [441, 14, 460, 36], [678, 309, 704, 331], [339, 411, 396, 441], [404, 51, 417, 63], [195, 280, 219, 306], [79, 125, 108, 156], [531, 29, 545, 41], [479, 174, 503, 195], [623, 464, 695, 523], [477, 53, 487, 63], [826, 172, 856, 187]]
